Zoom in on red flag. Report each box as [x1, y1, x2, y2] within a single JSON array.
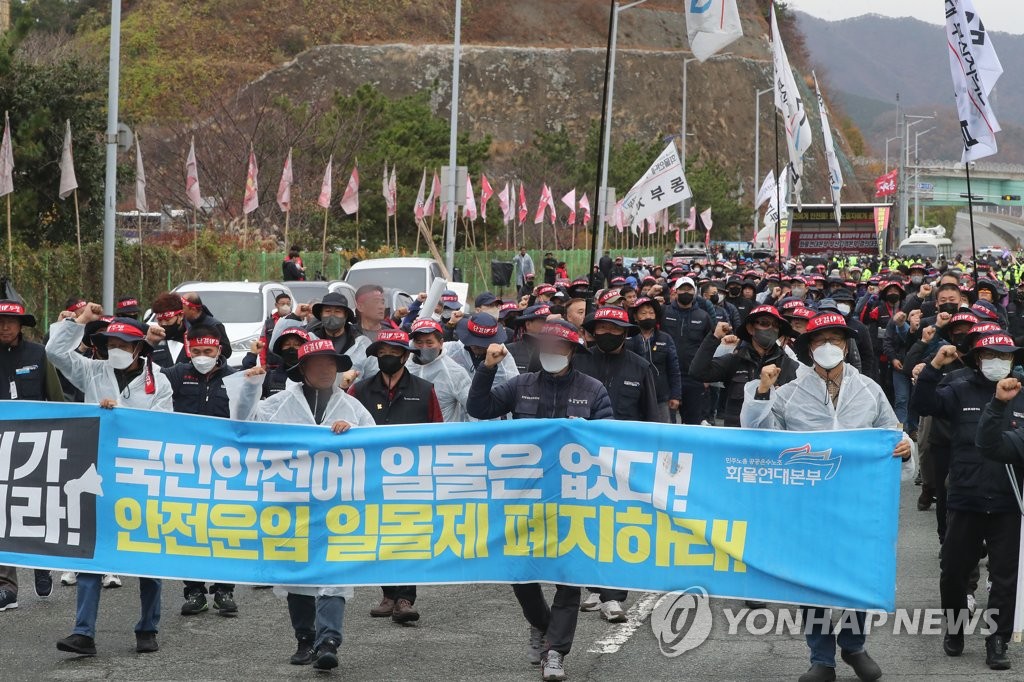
[[498, 182, 511, 225], [425, 170, 440, 217], [579, 192, 591, 225], [414, 169, 427, 221], [684, 205, 697, 232], [243, 147, 259, 215], [874, 169, 898, 197], [518, 185, 528, 225], [317, 156, 332, 209], [340, 165, 359, 215], [534, 184, 552, 225], [185, 137, 202, 209], [464, 175, 478, 221], [560, 188, 576, 225], [276, 148, 292, 213], [480, 174, 493, 221]]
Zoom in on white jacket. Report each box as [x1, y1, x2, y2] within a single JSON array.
[[740, 362, 898, 432], [45, 320, 172, 412], [444, 340, 518, 385], [407, 352, 471, 422]]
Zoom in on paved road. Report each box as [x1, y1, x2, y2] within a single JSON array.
[[0, 477, 1015, 681], [951, 212, 1003, 258]]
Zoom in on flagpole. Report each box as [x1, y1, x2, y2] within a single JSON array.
[[192, 206, 198, 276], [242, 213, 248, 251], [321, 206, 329, 269], [284, 209, 290, 257], [138, 208, 143, 298], [5, 194, 11, 276], [773, 110, 782, 267], [965, 161, 979, 283]]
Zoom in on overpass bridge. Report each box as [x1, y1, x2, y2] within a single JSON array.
[[853, 158, 1024, 210]]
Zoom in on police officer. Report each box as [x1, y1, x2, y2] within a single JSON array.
[[468, 320, 612, 682]]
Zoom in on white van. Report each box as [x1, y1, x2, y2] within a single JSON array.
[[344, 257, 469, 308]]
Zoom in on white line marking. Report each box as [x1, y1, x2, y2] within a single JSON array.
[[587, 592, 660, 654]]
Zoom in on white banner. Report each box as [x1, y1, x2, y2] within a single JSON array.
[[771, 5, 812, 210], [621, 142, 692, 233], [946, 0, 1002, 162], [814, 72, 844, 226], [685, 0, 743, 62]]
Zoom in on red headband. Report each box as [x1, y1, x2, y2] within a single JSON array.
[[0, 302, 26, 316], [467, 319, 498, 337], [188, 336, 220, 348], [298, 339, 337, 359], [105, 322, 145, 338], [118, 298, 139, 309], [155, 309, 183, 322], [66, 300, 87, 313], [181, 297, 202, 310]]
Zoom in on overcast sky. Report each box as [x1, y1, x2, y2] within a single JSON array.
[[786, 0, 1024, 35]]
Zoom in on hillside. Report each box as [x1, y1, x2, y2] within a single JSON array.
[[795, 11, 1024, 163]]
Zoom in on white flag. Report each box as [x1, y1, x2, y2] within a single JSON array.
[[700, 207, 713, 233], [135, 133, 147, 213], [814, 72, 844, 226], [0, 112, 12, 198], [620, 141, 692, 233], [771, 5, 812, 210], [946, 0, 1002, 162], [754, 171, 776, 210], [414, 169, 427, 221], [185, 137, 202, 209], [685, 0, 743, 61], [498, 182, 512, 225], [464, 175, 478, 221], [276, 148, 292, 213], [317, 156, 333, 209], [58, 120, 78, 200]]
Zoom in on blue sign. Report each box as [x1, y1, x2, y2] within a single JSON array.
[[0, 402, 902, 610]]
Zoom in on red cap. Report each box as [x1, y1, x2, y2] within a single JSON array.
[[410, 319, 444, 336]]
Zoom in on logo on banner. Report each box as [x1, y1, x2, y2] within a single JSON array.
[[0, 418, 101, 558], [650, 587, 713, 656], [725, 443, 841, 486]]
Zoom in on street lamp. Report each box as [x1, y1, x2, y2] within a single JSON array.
[[593, 0, 652, 265], [753, 87, 772, 237], [884, 136, 900, 172], [913, 127, 935, 227], [101, 0, 123, 312], [443, 0, 462, 276], [898, 113, 935, 243]]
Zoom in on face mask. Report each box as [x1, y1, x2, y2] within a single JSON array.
[[981, 358, 1012, 382], [728, 287, 740, 297], [836, 303, 852, 316], [321, 315, 345, 333], [482, 307, 500, 318], [108, 348, 136, 370], [938, 302, 959, 315], [378, 355, 404, 375], [162, 322, 183, 339], [277, 304, 292, 316], [595, 332, 625, 353], [885, 293, 901, 304], [192, 355, 217, 374], [910, 276, 923, 286], [811, 342, 845, 370], [441, 311, 454, 322], [417, 347, 440, 364], [280, 348, 299, 368], [539, 352, 570, 374], [791, 287, 807, 298], [950, 333, 967, 347], [637, 318, 657, 331], [677, 293, 694, 305], [753, 329, 779, 348], [710, 294, 722, 304]]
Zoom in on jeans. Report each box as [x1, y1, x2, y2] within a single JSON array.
[[801, 607, 866, 667], [892, 370, 917, 431], [513, 583, 581, 656], [315, 596, 346, 648], [73, 573, 161, 638]]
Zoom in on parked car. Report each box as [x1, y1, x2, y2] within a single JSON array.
[[282, 280, 356, 308], [149, 281, 291, 367], [345, 257, 468, 308]]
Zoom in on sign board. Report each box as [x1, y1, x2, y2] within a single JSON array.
[[788, 204, 893, 257]]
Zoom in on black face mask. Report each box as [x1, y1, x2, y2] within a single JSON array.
[[378, 355, 404, 375], [938, 302, 959, 315], [885, 293, 901, 304], [728, 287, 741, 297], [279, 348, 299, 368], [678, 293, 695, 306], [950, 332, 967, 347], [595, 332, 625, 353], [163, 322, 183, 340], [637, 318, 657, 331]]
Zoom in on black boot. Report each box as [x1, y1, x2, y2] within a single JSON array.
[[313, 638, 340, 671], [797, 664, 836, 682], [943, 632, 964, 657], [841, 649, 882, 681], [986, 635, 1011, 670], [290, 638, 315, 665]]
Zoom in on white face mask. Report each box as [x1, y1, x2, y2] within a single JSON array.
[[192, 355, 218, 374], [836, 303, 852, 316], [811, 341, 845, 370], [539, 352, 570, 374], [108, 348, 136, 370], [792, 287, 807, 299], [277, 304, 292, 316], [981, 358, 1012, 382]]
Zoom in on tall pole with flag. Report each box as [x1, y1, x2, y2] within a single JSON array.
[[318, 156, 333, 266], [340, 162, 359, 249], [388, 165, 397, 251], [813, 72, 843, 229], [58, 119, 81, 264], [185, 137, 202, 272], [0, 112, 13, 275], [242, 144, 259, 250], [771, 4, 812, 216], [135, 132, 147, 295], [277, 148, 293, 254]]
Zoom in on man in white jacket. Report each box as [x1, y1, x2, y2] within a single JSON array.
[[47, 304, 172, 657], [406, 318, 470, 422], [254, 339, 375, 671], [740, 312, 911, 682]]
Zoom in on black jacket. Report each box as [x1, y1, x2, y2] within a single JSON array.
[[162, 358, 237, 418], [913, 364, 1024, 514], [350, 369, 438, 426], [624, 329, 682, 403], [0, 337, 60, 402], [689, 334, 799, 427], [506, 338, 538, 374], [661, 302, 714, 373], [977, 395, 1024, 466], [187, 309, 232, 360], [467, 362, 613, 420], [304, 320, 361, 354], [573, 347, 660, 422]]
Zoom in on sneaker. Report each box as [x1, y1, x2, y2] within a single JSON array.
[[101, 574, 122, 589], [967, 593, 977, 614], [986, 635, 1011, 671], [798, 664, 836, 682], [0, 588, 18, 611], [370, 596, 395, 617], [290, 639, 315, 665], [541, 650, 567, 681], [600, 600, 626, 623], [135, 632, 159, 654], [56, 633, 96, 656], [580, 592, 601, 612], [392, 598, 420, 624], [313, 638, 340, 671], [60, 571, 77, 586], [840, 649, 882, 681], [181, 591, 208, 616], [34, 570, 53, 598], [213, 590, 238, 616], [527, 626, 544, 665]]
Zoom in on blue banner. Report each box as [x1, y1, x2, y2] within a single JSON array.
[[0, 402, 902, 610]]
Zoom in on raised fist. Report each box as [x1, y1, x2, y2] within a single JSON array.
[[484, 343, 507, 368]]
